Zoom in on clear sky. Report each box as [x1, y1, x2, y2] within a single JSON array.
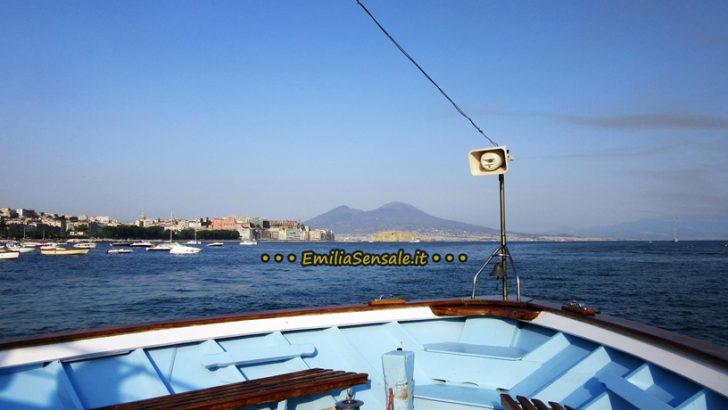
[[1, 0, 727, 234]]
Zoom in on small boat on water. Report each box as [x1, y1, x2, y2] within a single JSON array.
[[38, 242, 60, 250], [110, 241, 132, 247], [147, 243, 174, 252], [4, 243, 35, 253], [207, 242, 224, 247], [129, 241, 153, 247], [39, 247, 90, 256], [169, 243, 201, 254], [239, 239, 257, 246], [20, 241, 41, 248], [107, 248, 132, 254], [0, 249, 20, 260]]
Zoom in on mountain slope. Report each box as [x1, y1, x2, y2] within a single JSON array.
[[304, 202, 498, 235]]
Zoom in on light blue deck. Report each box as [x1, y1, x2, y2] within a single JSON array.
[[1, 316, 726, 409]]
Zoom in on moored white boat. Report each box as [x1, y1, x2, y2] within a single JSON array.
[[169, 242, 201, 254], [110, 241, 132, 247], [147, 242, 174, 252], [207, 242, 224, 247], [4, 243, 35, 253], [129, 241, 153, 248], [239, 239, 257, 246], [39, 247, 90, 256], [0, 249, 20, 260], [107, 248, 132, 254], [38, 242, 60, 250]]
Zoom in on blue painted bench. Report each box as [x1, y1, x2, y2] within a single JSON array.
[[202, 343, 316, 368], [598, 372, 674, 410]]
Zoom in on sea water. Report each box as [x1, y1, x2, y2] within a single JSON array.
[[0, 241, 726, 346]]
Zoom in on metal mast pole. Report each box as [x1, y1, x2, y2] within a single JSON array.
[[499, 174, 508, 300]]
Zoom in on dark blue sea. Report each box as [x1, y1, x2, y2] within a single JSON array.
[[1, 241, 726, 347]]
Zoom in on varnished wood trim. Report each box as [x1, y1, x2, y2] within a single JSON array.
[[428, 299, 541, 321], [368, 298, 407, 306]]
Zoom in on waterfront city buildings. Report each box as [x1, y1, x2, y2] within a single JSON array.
[[0, 207, 334, 241]]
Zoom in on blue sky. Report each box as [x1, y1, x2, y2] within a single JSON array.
[[1, 0, 727, 234]]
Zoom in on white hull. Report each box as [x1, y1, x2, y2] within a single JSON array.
[[40, 247, 90, 256], [129, 241, 153, 247], [107, 248, 132, 254], [169, 243, 201, 254], [0, 251, 20, 260], [147, 243, 173, 251], [5, 245, 34, 253]]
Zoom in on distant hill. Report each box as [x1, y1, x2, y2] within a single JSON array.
[[305, 202, 728, 241], [304, 202, 499, 236], [573, 218, 728, 240]]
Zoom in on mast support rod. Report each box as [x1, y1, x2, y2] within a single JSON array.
[[499, 174, 508, 300], [471, 174, 520, 302]]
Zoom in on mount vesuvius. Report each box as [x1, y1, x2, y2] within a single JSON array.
[[304, 202, 498, 236]]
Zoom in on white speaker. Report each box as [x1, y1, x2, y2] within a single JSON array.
[[468, 146, 510, 176]]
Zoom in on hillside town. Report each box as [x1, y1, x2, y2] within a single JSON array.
[[0, 207, 335, 242]]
